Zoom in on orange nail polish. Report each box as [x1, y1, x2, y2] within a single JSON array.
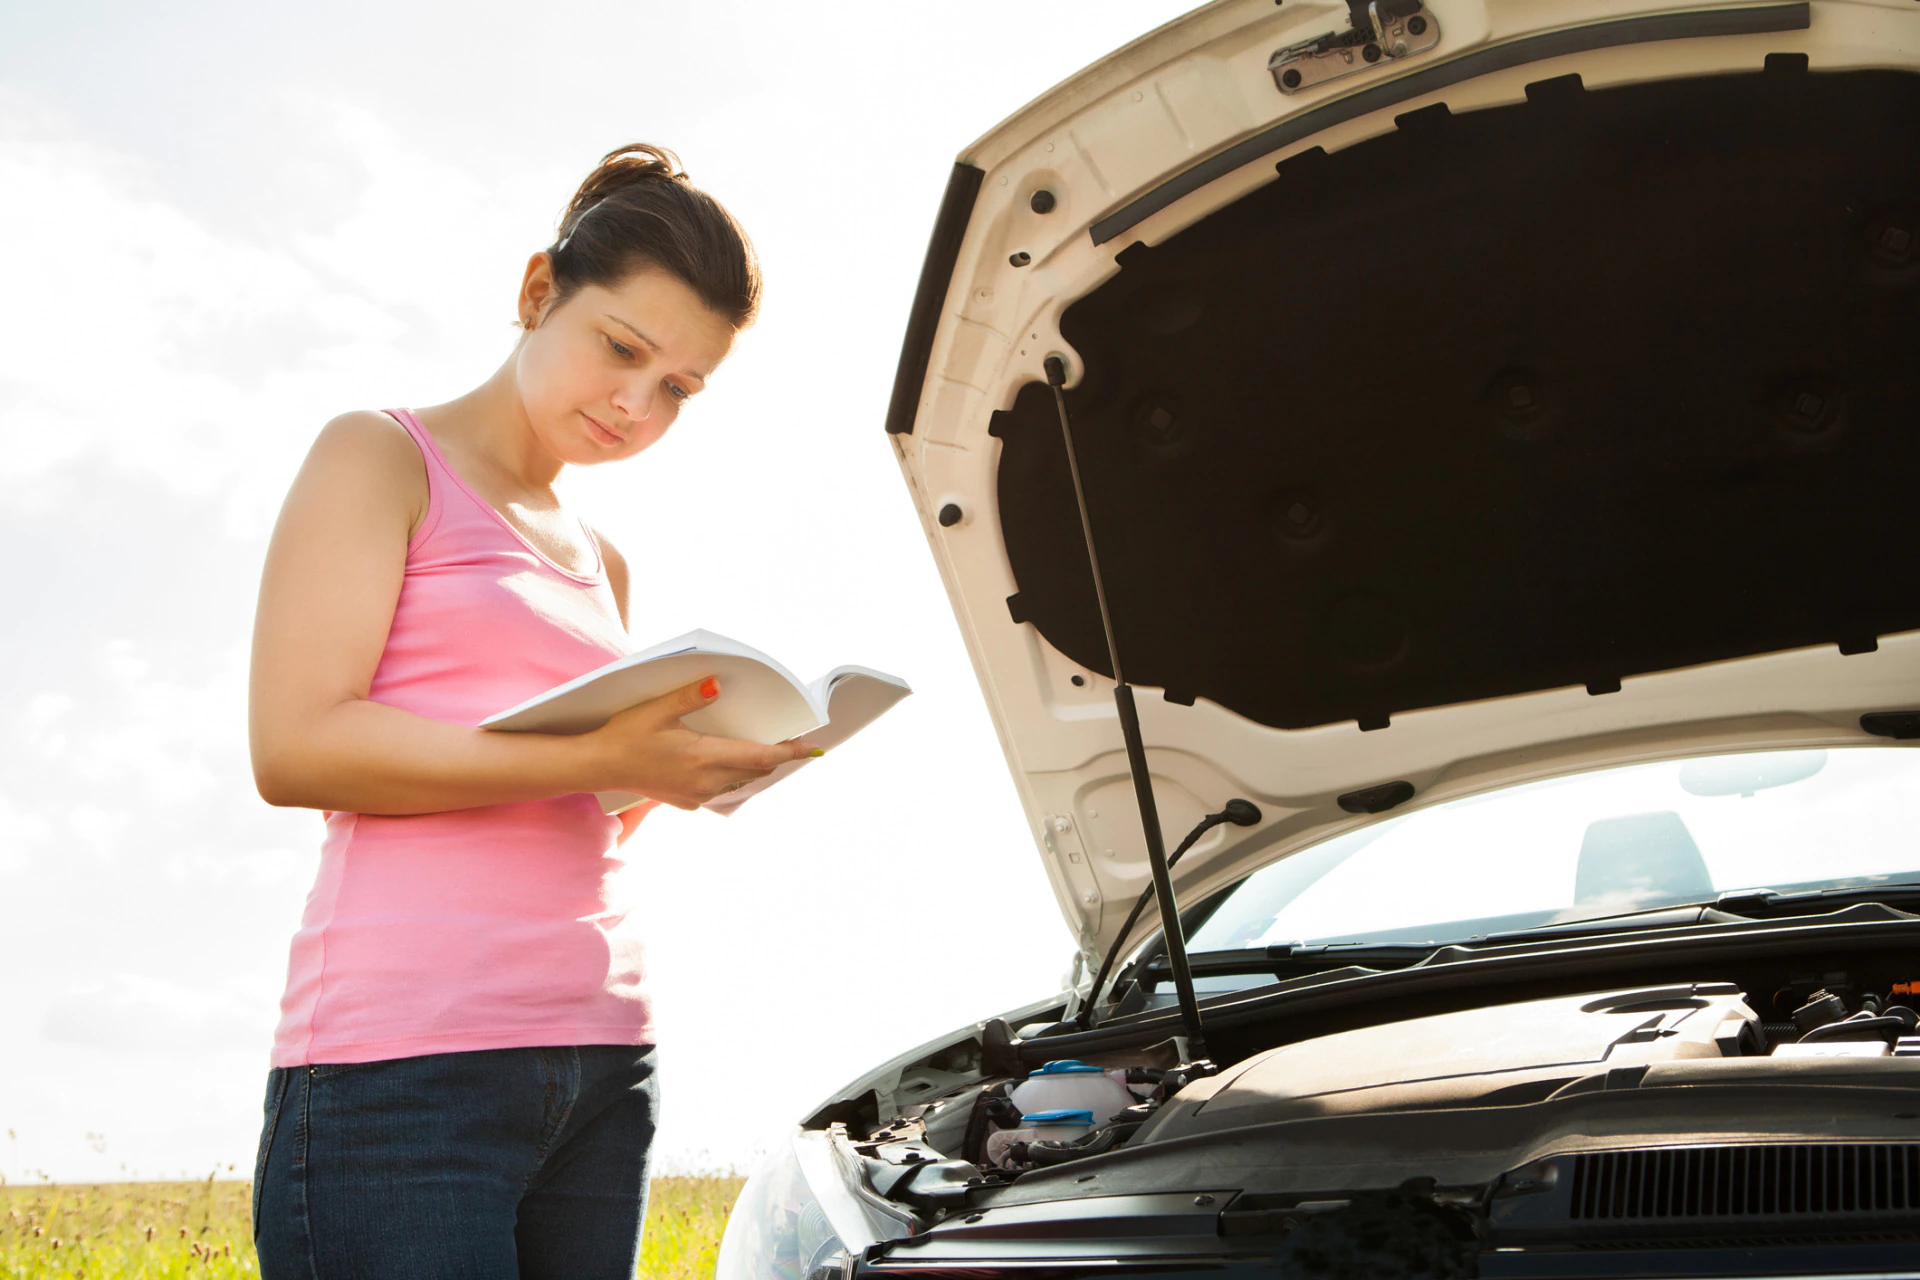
[[699, 677, 719, 699]]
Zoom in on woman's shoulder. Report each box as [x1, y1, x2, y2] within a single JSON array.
[[314, 409, 421, 461], [296, 410, 430, 530], [308, 409, 425, 476]]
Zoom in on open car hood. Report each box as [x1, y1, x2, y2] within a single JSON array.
[[887, 0, 1920, 963]]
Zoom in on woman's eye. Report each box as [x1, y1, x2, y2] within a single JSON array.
[[607, 338, 635, 359], [667, 382, 691, 402]]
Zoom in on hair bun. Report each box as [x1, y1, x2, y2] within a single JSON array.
[[545, 141, 761, 328], [561, 143, 688, 232]]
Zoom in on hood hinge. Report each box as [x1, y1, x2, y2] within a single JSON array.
[[1270, 0, 1441, 96]]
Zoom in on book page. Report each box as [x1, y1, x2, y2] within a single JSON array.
[[482, 629, 825, 742], [701, 667, 912, 815]]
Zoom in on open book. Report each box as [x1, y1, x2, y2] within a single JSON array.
[[480, 629, 911, 815]]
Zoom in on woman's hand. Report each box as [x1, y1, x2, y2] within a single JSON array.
[[585, 677, 820, 810]]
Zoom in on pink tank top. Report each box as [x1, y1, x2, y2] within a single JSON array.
[[271, 408, 649, 1067]]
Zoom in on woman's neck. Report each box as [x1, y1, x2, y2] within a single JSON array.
[[418, 358, 564, 492]]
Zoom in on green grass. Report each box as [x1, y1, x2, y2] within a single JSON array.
[[638, 1176, 745, 1280], [0, 1175, 744, 1279]]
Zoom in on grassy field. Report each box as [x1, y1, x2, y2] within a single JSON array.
[[0, 1175, 744, 1279]]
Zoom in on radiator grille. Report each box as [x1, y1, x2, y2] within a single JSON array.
[[1569, 1144, 1920, 1221]]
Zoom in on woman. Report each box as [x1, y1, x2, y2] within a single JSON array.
[[247, 143, 815, 1278]]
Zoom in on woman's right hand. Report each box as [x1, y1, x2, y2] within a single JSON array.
[[585, 677, 820, 810]]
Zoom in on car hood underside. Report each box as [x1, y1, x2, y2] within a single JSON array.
[[888, 0, 1920, 954], [996, 67, 1920, 733]]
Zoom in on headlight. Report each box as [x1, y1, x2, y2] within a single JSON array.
[[717, 1139, 845, 1280], [717, 1130, 916, 1280]]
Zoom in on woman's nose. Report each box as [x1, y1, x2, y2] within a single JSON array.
[[610, 381, 653, 424]]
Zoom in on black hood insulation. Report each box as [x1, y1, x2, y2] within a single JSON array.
[[993, 67, 1920, 731]]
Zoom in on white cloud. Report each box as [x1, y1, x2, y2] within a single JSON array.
[[67, 804, 129, 860], [43, 972, 270, 1054], [18, 691, 74, 753], [0, 792, 53, 873], [0, 97, 437, 539], [19, 640, 246, 811]]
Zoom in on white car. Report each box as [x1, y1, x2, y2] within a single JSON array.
[[719, 1, 1920, 1276]]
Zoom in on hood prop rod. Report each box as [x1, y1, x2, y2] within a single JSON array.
[[1076, 799, 1261, 1031], [1044, 354, 1209, 1059]]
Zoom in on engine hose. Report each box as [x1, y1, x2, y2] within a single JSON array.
[[1024, 1122, 1145, 1167], [963, 1091, 1021, 1166], [1798, 1014, 1909, 1044]]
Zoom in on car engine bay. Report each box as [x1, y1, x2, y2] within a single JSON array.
[[809, 941, 1920, 1275]]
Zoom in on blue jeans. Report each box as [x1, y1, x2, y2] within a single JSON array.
[[252, 1045, 659, 1279]]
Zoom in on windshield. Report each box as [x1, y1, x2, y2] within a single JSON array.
[[1183, 746, 1920, 964]]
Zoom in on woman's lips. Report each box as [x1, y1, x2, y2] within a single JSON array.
[[582, 412, 626, 446]]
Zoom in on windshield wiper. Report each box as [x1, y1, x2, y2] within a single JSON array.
[[1140, 907, 1749, 985], [1268, 942, 1441, 969], [1717, 882, 1920, 916], [1134, 894, 1920, 991], [1480, 892, 1920, 940], [1481, 904, 1747, 942], [1134, 942, 1442, 985]]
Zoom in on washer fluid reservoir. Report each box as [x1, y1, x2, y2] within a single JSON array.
[[1025, 1108, 1096, 1143], [1010, 1060, 1135, 1124]]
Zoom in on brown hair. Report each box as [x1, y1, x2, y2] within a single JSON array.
[[545, 143, 761, 328]]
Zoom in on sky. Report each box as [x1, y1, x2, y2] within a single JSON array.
[[0, 0, 1186, 1182]]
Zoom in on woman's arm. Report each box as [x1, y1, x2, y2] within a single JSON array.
[[249, 413, 808, 815]]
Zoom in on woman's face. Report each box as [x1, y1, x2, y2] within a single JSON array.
[[513, 258, 738, 466]]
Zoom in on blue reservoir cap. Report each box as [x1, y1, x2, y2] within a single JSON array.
[[1033, 1060, 1104, 1075], [1022, 1108, 1095, 1125]]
